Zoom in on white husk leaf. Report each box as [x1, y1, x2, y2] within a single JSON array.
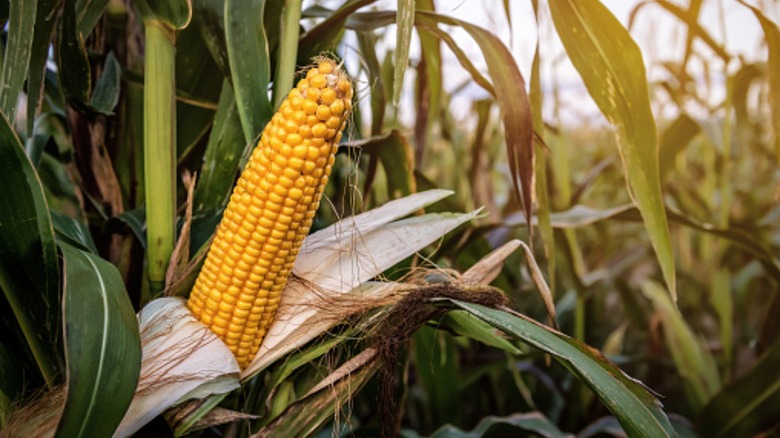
[[295, 189, 454, 261], [114, 298, 240, 437], [244, 207, 480, 378], [294, 210, 481, 292]]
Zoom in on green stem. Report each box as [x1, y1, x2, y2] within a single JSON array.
[[273, 0, 302, 109], [575, 291, 585, 342], [143, 20, 176, 293], [719, 75, 733, 229]]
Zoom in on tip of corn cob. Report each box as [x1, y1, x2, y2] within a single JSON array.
[[187, 57, 353, 369]]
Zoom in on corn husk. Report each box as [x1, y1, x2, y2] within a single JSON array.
[[117, 190, 479, 433]]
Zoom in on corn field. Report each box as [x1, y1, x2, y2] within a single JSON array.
[[0, 0, 779, 437]]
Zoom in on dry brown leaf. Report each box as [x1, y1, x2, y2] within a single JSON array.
[[165, 170, 197, 293], [459, 239, 523, 286]]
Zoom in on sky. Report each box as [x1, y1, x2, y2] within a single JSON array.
[[306, 0, 777, 126], [439, 0, 773, 123]]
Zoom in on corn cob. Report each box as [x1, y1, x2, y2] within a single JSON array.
[[188, 58, 353, 368]]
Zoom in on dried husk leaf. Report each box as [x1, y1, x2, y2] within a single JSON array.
[[166, 404, 258, 432], [458, 239, 523, 286], [518, 241, 557, 324], [304, 348, 378, 396], [243, 280, 401, 378]]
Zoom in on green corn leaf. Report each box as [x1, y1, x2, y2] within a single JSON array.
[[699, 337, 780, 437], [259, 350, 379, 437], [298, 0, 376, 62], [57, 0, 91, 105], [642, 281, 720, 410], [0, 0, 36, 121], [549, 0, 677, 300], [659, 114, 701, 180], [89, 52, 122, 115], [25, 0, 60, 137], [530, 0, 556, 294], [738, 1, 780, 164], [266, 331, 349, 393], [175, 24, 221, 160], [448, 300, 677, 437], [416, 0, 441, 156], [392, 0, 414, 106], [355, 130, 416, 199], [51, 212, 99, 254], [357, 32, 387, 135], [172, 393, 229, 437], [194, 80, 247, 212], [55, 242, 142, 438], [710, 269, 733, 369], [413, 325, 459, 426], [0, 111, 61, 387], [225, 0, 273, 145], [272, 0, 303, 109], [341, 9, 535, 227], [191, 0, 230, 75], [505, 201, 780, 281], [401, 412, 571, 438], [442, 310, 521, 355], [109, 209, 147, 249], [76, 0, 109, 35]]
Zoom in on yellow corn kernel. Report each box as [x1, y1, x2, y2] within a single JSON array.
[[320, 88, 337, 105], [302, 99, 318, 115], [330, 99, 345, 116], [316, 105, 332, 121], [187, 57, 352, 369], [312, 123, 328, 138]]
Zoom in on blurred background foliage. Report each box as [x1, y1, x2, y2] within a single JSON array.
[[0, 0, 779, 436]]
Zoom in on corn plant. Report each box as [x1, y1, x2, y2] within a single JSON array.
[[0, 0, 778, 437]]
